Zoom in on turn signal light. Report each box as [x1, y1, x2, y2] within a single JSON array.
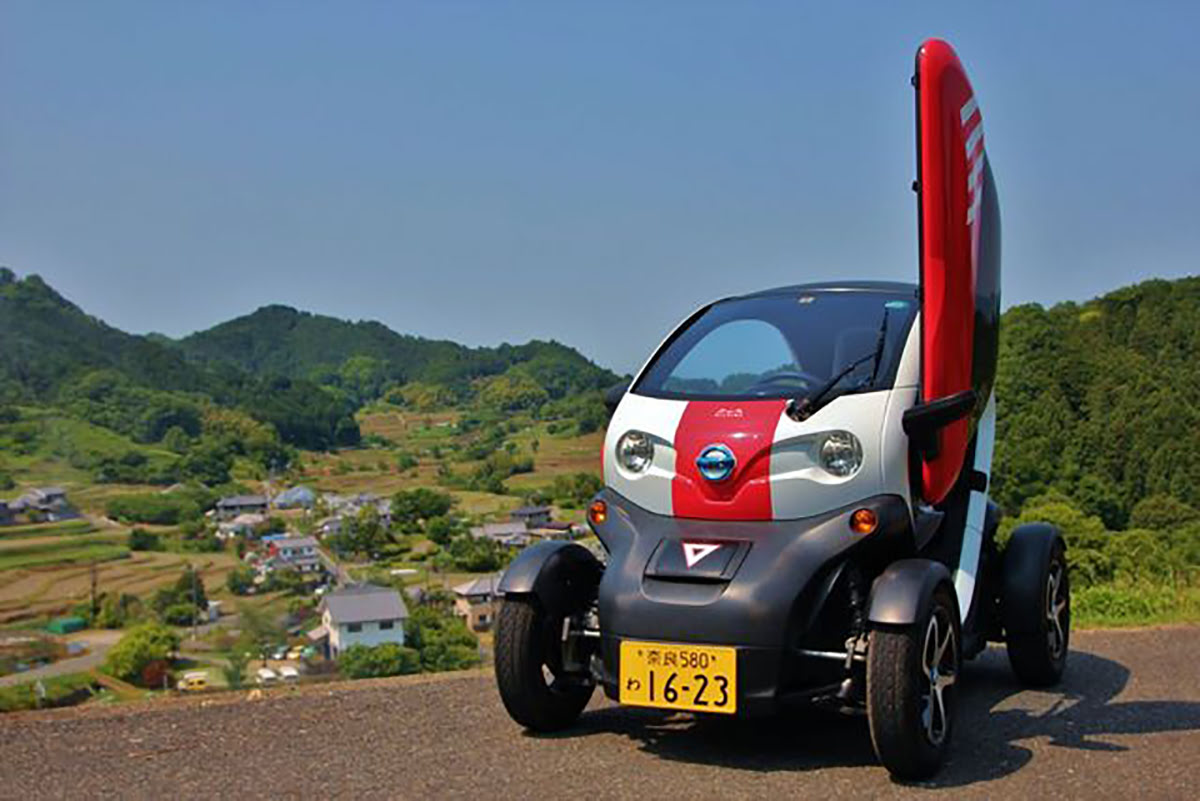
[[850, 508, 878, 535], [588, 500, 608, 526]]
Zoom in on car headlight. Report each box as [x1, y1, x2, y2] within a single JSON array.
[[616, 431, 654, 473], [819, 431, 863, 478]]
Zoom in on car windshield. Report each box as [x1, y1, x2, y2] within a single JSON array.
[[633, 289, 918, 401]]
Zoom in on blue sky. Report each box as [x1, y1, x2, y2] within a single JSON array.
[[2, 2, 1197, 372]]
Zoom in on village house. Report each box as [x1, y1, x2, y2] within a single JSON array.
[[12, 487, 79, 522], [320, 492, 393, 529], [308, 584, 409, 658], [528, 520, 579, 539], [274, 486, 316, 510], [216, 512, 268, 540], [265, 535, 325, 575], [452, 574, 503, 631], [510, 505, 552, 528], [215, 494, 269, 521], [0, 501, 12, 527], [469, 521, 531, 548]]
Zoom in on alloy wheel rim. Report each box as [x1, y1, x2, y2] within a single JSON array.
[[920, 608, 957, 746], [1046, 561, 1069, 660]]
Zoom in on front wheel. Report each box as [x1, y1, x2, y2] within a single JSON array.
[[866, 585, 961, 780], [494, 597, 594, 732]]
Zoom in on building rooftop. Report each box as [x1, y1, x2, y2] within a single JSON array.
[[510, 505, 551, 517], [471, 522, 529, 539], [322, 584, 409, 625], [217, 494, 269, 508], [453, 574, 503, 598], [274, 536, 319, 550]]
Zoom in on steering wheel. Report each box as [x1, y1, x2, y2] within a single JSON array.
[[744, 370, 823, 395]]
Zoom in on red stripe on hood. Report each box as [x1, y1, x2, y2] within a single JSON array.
[[671, 399, 786, 520]]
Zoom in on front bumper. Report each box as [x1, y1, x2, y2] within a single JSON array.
[[589, 489, 914, 715]]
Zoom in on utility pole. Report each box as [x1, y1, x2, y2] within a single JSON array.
[[90, 560, 99, 621], [191, 563, 199, 644]]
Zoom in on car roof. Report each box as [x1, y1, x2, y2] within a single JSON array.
[[732, 280, 918, 300]]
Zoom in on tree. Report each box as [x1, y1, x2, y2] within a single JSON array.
[[338, 643, 421, 679], [127, 528, 162, 551], [162, 425, 191, 454], [1129, 494, 1200, 532], [236, 603, 285, 662], [222, 647, 250, 690], [103, 622, 179, 684], [425, 516, 458, 546], [405, 606, 480, 672], [150, 566, 208, 621], [391, 488, 455, 532], [226, 566, 256, 596]]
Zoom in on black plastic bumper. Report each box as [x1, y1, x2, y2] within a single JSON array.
[[590, 489, 914, 716]]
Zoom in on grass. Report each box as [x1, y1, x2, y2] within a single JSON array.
[[0, 671, 97, 713], [1073, 583, 1200, 628], [0, 540, 130, 571], [0, 519, 97, 540]]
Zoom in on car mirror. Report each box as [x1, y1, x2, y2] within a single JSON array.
[[604, 378, 633, 414], [902, 389, 977, 459]]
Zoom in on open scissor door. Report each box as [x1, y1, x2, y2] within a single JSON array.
[[914, 39, 1001, 505]]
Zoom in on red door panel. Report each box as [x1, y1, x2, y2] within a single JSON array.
[[915, 38, 998, 505]]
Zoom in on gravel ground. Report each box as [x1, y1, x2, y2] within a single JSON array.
[[1, 626, 1197, 799]]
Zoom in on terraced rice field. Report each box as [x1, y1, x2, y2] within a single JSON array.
[[0, 550, 238, 626]]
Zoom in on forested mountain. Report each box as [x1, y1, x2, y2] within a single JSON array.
[[0, 269, 614, 458], [0, 268, 218, 399], [175, 305, 618, 399], [3, 263, 1199, 529], [993, 276, 1200, 526]]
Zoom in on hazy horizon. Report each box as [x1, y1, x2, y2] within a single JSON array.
[[3, 2, 1198, 372]]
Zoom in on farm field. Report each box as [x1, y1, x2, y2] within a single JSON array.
[[0, 547, 238, 626], [299, 408, 602, 521]]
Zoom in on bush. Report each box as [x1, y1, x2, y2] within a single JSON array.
[[405, 606, 481, 672], [226, 566, 256, 596], [391, 488, 455, 531], [446, 535, 506, 572], [1073, 584, 1200, 627], [0, 673, 96, 713], [103, 622, 179, 685], [338, 643, 422, 679], [127, 528, 162, 551], [106, 488, 213, 525]]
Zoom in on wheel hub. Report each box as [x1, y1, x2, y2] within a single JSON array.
[[920, 610, 957, 746]]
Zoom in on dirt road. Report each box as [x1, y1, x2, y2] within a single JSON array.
[[1, 626, 1197, 799]]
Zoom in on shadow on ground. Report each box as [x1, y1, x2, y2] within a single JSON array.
[[538, 645, 1200, 788]]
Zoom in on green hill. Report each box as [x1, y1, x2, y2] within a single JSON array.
[[993, 276, 1200, 527], [0, 269, 616, 460], [0, 269, 217, 400], [174, 304, 618, 399]]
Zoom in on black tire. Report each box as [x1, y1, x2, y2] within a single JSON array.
[[494, 596, 593, 732], [1005, 539, 1070, 686], [867, 585, 961, 780]]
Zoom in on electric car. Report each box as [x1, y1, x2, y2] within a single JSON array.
[[493, 39, 1070, 779]]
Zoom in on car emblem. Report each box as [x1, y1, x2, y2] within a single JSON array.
[[696, 444, 736, 482], [682, 542, 722, 568]]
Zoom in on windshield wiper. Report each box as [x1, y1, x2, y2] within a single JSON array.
[[786, 307, 892, 422]]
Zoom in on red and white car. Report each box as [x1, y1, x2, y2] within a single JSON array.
[[493, 39, 1068, 779]]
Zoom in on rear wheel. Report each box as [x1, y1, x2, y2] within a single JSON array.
[[494, 597, 594, 732], [1005, 540, 1069, 686], [866, 585, 961, 780]]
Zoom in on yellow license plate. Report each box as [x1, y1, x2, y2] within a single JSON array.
[[619, 640, 736, 714]]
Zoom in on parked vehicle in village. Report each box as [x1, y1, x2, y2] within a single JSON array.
[[493, 39, 1070, 779], [177, 671, 210, 693]]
